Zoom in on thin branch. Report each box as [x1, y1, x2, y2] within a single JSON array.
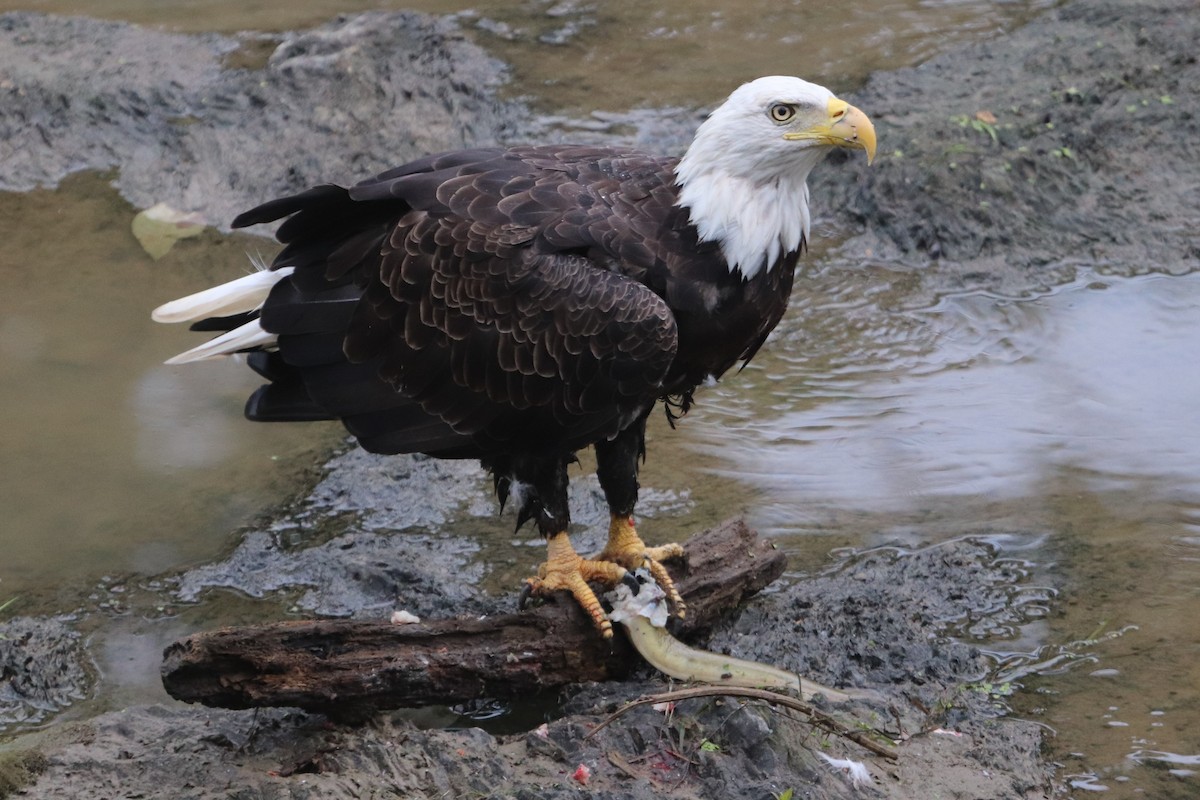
[[585, 685, 900, 762]]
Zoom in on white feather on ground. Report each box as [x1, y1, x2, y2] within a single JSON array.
[[816, 752, 873, 788]]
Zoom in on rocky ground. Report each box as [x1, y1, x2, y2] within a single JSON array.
[[822, 0, 1199, 297], [2, 0, 1198, 796], [5, 517, 1054, 799]]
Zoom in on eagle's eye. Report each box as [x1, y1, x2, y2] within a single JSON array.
[[768, 103, 797, 123]]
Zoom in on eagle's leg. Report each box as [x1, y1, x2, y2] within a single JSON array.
[[502, 454, 628, 638], [594, 417, 687, 618]]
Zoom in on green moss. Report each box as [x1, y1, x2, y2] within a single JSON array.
[[0, 749, 49, 798], [0, 753, 48, 800]]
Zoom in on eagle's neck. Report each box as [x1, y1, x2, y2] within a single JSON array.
[[674, 141, 826, 281]]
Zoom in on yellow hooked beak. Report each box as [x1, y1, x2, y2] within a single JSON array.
[[783, 96, 877, 165]]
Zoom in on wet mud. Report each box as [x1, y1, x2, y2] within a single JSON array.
[[2, 0, 1198, 796], [6, 540, 1051, 800], [0, 618, 90, 731], [0, 11, 523, 228], [813, 0, 1200, 294]]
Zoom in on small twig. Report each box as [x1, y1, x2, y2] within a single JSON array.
[[586, 686, 899, 762], [606, 750, 640, 779], [889, 703, 907, 742], [664, 747, 700, 767]]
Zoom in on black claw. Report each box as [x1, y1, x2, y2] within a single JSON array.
[[518, 582, 534, 611], [620, 571, 641, 596]]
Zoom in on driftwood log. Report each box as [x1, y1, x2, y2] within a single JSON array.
[[161, 519, 785, 717]]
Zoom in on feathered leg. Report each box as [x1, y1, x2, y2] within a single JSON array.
[[594, 417, 687, 618], [496, 454, 628, 638]]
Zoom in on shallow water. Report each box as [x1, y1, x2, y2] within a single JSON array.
[[681, 262, 1200, 797], [693, 268, 1200, 531], [0, 174, 342, 602], [0, 0, 1051, 112], [0, 2, 1196, 798]]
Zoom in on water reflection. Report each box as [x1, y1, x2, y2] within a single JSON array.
[[689, 270, 1200, 524], [681, 263, 1200, 798], [0, 175, 340, 600], [132, 368, 240, 470]]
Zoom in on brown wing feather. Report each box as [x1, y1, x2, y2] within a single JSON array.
[[345, 206, 677, 453], [257, 145, 681, 455], [202, 140, 798, 461], [231, 144, 763, 456]]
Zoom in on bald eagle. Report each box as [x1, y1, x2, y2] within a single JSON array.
[[154, 76, 875, 636]]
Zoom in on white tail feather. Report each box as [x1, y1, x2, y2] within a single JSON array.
[[151, 266, 294, 324], [164, 319, 277, 365]]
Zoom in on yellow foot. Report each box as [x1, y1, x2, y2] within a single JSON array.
[[594, 515, 687, 619], [521, 532, 628, 638]]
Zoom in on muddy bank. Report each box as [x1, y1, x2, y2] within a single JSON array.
[[0, 11, 523, 228], [811, 0, 1200, 298], [0, 618, 90, 731], [6, 539, 1052, 800], [2, 0, 1196, 277], [2, 0, 1199, 796], [2, 454, 1051, 798]]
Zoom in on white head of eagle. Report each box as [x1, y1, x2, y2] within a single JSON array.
[[675, 75, 876, 280]]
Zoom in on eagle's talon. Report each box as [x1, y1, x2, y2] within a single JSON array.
[[594, 515, 687, 619], [644, 554, 687, 618], [644, 542, 686, 564], [521, 532, 625, 637], [517, 580, 535, 611]]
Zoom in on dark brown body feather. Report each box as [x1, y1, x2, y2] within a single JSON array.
[[228, 144, 799, 532]]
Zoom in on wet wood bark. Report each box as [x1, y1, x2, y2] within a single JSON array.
[[161, 519, 785, 718]]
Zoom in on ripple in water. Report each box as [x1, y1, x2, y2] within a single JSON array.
[[688, 269, 1200, 524]]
